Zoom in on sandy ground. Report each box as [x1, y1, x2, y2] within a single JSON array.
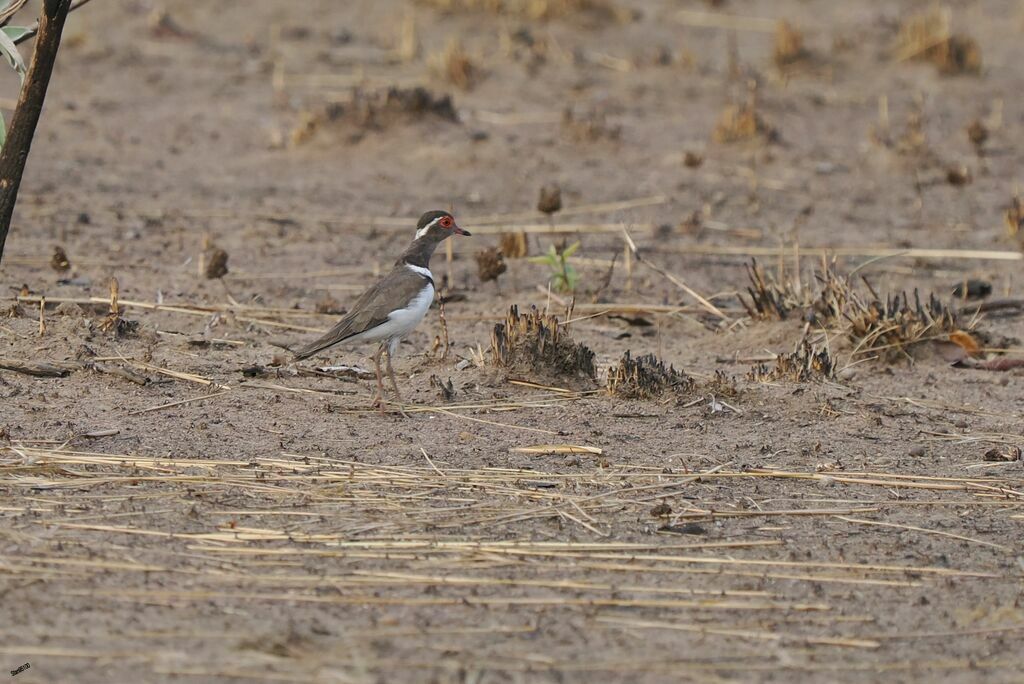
[[2, 0, 1024, 682]]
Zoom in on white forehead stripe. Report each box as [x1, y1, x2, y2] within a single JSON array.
[[414, 216, 445, 240]]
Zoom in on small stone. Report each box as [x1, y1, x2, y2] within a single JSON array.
[[683, 151, 704, 168], [909, 445, 926, 457]]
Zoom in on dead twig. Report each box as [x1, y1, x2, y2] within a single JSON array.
[[621, 228, 730, 321], [0, 358, 76, 377]]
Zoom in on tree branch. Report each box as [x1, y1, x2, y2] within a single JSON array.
[[0, 0, 72, 264]]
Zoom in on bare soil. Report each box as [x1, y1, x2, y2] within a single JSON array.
[[2, 1, 1024, 682]]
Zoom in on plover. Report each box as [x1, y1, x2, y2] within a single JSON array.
[[293, 210, 471, 409]]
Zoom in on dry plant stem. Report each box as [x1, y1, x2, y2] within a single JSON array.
[[0, 0, 28, 26], [438, 296, 450, 360], [676, 9, 777, 32], [0, 0, 73, 264], [621, 229, 730, 321], [15, 295, 325, 333], [623, 240, 633, 291], [669, 245, 1022, 261]]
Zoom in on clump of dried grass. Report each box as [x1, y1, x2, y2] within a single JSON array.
[[740, 258, 811, 321], [499, 232, 529, 258], [418, 0, 632, 23], [51, 246, 71, 274], [291, 87, 458, 145], [1006, 196, 1024, 244], [606, 351, 694, 399], [871, 105, 930, 157], [896, 7, 981, 75], [743, 258, 976, 362], [703, 370, 740, 398], [712, 101, 776, 144], [773, 21, 810, 68], [966, 118, 988, 150], [431, 39, 481, 90], [430, 374, 457, 400], [563, 106, 621, 142], [748, 339, 835, 383], [203, 246, 229, 280], [475, 247, 507, 285], [98, 277, 138, 337], [844, 289, 964, 361], [490, 305, 596, 380]]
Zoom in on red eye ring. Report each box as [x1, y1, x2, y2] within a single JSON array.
[[440, 216, 453, 228]]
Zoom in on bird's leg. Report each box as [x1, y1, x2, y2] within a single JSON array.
[[385, 347, 409, 418], [385, 350, 402, 403], [372, 344, 386, 413]]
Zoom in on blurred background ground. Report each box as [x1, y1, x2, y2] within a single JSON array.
[[1, 1, 1023, 682]]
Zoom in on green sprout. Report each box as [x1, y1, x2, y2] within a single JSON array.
[[528, 240, 580, 293]]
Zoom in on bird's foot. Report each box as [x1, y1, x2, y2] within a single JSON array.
[[371, 395, 410, 418]]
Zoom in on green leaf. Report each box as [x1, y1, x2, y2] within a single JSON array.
[[2, 26, 33, 44], [0, 25, 25, 81], [561, 241, 581, 258], [564, 264, 578, 290]]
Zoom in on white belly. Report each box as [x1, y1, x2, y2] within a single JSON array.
[[347, 282, 435, 352]]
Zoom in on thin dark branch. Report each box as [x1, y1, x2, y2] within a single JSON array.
[[957, 298, 1024, 317], [0, 0, 73, 264]]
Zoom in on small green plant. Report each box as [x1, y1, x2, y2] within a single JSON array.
[[528, 240, 580, 293]]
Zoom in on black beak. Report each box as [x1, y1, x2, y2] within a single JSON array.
[[453, 225, 471, 236]]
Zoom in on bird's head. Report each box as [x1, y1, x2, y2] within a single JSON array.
[[414, 210, 471, 242]]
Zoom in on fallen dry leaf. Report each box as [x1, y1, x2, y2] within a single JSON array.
[[948, 330, 982, 357]]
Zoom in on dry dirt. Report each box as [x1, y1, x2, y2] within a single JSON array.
[[2, 1, 1024, 682]]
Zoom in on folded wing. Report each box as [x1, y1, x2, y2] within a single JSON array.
[[292, 267, 432, 360]]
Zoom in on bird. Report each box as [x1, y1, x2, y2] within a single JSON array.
[[293, 209, 471, 410]]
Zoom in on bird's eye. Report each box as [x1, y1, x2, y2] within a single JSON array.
[[440, 217, 452, 228]]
